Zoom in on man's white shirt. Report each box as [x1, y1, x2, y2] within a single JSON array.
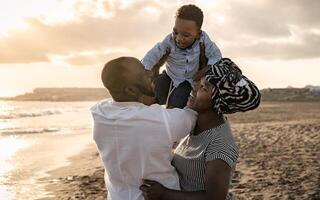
[[90, 99, 197, 200]]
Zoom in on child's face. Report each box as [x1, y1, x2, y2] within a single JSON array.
[[173, 17, 200, 49]]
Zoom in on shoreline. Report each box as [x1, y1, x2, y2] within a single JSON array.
[[38, 145, 107, 200], [0, 130, 94, 200]]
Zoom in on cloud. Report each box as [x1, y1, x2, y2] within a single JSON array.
[[55, 50, 131, 66], [0, 0, 319, 64], [223, 30, 320, 59], [205, 0, 320, 59], [0, 0, 177, 64]]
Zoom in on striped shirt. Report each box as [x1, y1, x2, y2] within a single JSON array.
[[172, 120, 239, 200]]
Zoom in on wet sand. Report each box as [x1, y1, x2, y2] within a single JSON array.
[[40, 102, 320, 200]]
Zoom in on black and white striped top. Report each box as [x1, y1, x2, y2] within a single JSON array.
[[172, 120, 239, 200]]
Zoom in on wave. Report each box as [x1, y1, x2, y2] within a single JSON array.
[[1, 128, 61, 136], [0, 110, 63, 119]]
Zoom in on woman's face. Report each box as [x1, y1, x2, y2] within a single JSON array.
[[187, 78, 214, 112]]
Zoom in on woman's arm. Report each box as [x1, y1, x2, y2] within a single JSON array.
[[140, 159, 232, 200]]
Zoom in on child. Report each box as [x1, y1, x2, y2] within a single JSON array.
[[142, 4, 222, 108]]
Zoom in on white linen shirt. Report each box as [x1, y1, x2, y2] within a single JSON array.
[[90, 99, 197, 200]]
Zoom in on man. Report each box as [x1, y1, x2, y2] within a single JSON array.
[[90, 57, 197, 200]]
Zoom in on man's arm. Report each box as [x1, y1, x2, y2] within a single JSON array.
[[171, 108, 197, 141], [161, 108, 197, 143], [141, 160, 232, 200]]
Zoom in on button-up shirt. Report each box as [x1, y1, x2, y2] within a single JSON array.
[[91, 99, 197, 200], [142, 31, 222, 87]]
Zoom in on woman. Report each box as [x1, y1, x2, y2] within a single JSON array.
[[140, 58, 261, 200]]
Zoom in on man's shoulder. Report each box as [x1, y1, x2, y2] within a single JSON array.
[[90, 98, 113, 111]]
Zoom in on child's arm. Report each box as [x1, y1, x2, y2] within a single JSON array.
[[141, 35, 171, 75]]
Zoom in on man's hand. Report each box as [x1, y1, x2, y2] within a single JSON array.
[[140, 179, 167, 200], [152, 47, 171, 77]]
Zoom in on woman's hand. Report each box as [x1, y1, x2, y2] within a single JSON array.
[[193, 42, 209, 81], [199, 42, 208, 70], [140, 179, 167, 200]]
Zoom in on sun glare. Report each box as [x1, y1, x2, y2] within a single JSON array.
[[0, 136, 30, 176], [0, 0, 79, 35]]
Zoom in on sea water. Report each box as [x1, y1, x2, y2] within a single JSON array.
[[0, 101, 97, 199]]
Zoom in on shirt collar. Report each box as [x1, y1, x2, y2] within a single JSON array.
[[112, 100, 145, 107]]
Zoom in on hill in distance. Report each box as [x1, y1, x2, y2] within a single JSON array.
[[1, 86, 320, 102]]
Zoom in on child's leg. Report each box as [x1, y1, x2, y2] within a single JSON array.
[[153, 71, 172, 105], [167, 81, 192, 108]]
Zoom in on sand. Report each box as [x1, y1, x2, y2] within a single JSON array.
[[39, 102, 320, 200]]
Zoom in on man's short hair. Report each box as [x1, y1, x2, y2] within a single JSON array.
[[101, 57, 128, 93], [176, 4, 204, 29]]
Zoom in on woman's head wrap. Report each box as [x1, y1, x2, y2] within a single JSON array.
[[205, 58, 261, 114]]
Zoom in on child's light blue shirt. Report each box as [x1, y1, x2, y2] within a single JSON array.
[[142, 31, 222, 87]]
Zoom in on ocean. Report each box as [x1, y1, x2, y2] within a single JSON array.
[[0, 100, 97, 200]]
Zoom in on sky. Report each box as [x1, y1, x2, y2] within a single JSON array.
[[0, 0, 319, 97]]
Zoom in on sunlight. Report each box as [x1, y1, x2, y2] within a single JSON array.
[[143, 6, 160, 21], [0, 102, 14, 130], [0, 0, 77, 34], [0, 87, 29, 98], [0, 136, 30, 176], [0, 136, 31, 200]]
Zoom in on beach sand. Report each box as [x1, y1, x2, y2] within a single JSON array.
[[39, 102, 320, 200]]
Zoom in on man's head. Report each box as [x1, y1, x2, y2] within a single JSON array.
[[101, 57, 155, 103], [173, 4, 203, 49]]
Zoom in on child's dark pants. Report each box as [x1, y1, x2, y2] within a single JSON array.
[[153, 71, 192, 108]]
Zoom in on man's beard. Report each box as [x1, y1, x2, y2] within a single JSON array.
[[135, 83, 155, 97]]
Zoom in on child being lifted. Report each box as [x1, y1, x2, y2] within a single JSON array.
[[142, 4, 222, 108]]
